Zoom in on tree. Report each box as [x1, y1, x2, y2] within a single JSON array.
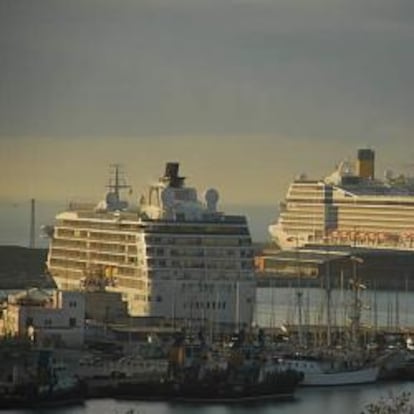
[[361, 392, 414, 414]]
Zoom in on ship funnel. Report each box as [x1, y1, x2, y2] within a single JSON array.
[[165, 162, 179, 179], [163, 162, 185, 188], [357, 149, 375, 180]]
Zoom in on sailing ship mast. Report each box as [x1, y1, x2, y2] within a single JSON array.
[[295, 245, 304, 347], [325, 253, 332, 347], [349, 256, 365, 346]]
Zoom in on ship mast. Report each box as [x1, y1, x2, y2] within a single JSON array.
[[349, 255, 364, 346], [29, 198, 35, 248], [325, 254, 332, 348], [107, 164, 131, 204], [295, 244, 304, 348]]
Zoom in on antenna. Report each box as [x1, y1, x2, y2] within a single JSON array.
[[105, 164, 132, 211], [29, 198, 35, 248], [107, 164, 132, 203]]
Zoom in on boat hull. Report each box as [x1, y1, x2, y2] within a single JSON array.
[[114, 370, 300, 403], [300, 366, 379, 387], [0, 384, 85, 410]]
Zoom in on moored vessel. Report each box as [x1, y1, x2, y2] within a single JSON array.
[[115, 336, 301, 403], [274, 353, 379, 387], [46, 163, 256, 331], [0, 344, 84, 409], [270, 149, 414, 251]]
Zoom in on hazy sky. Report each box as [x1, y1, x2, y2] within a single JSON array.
[[1, 0, 414, 206]]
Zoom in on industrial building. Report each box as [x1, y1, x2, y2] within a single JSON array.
[[256, 245, 414, 290]]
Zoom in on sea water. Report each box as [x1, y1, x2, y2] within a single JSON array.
[[2, 382, 412, 414]]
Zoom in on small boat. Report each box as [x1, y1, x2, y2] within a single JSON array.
[[77, 342, 169, 397], [275, 353, 379, 386], [377, 348, 414, 381], [0, 348, 85, 409], [397, 353, 414, 380]]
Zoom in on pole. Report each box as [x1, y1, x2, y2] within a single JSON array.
[[235, 281, 240, 332], [29, 198, 35, 248], [296, 245, 304, 348], [326, 258, 332, 347], [350, 256, 364, 346]]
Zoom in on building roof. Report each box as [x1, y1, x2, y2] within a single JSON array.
[[11, 288, 53, 305]]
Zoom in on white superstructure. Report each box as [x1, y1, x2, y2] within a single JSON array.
[[269, 149, 414, 250], [47, 163, 256, 330]]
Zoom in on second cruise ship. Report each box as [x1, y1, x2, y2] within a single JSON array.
[[46, 163, 256, 330], [269, 149, 414, 251]]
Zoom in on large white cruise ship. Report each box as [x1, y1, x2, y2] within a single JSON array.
[[269, 149, 414, 250], [46, 163, 256, 329]]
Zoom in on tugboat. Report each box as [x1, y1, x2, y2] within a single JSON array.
[[115, 330, 301, 403], [168, 346, 301, 403], [0, 345, 85, 409]]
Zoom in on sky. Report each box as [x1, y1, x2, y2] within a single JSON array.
[[1, 0, 414, 210]]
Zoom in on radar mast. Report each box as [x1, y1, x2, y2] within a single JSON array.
[[105, 164, 131, 211]]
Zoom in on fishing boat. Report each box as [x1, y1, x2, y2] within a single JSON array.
[[115, 335, 301, 402], [0, 347, 85, 409], [77, 342, 169, 398], [274, 352, 379, 386]]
